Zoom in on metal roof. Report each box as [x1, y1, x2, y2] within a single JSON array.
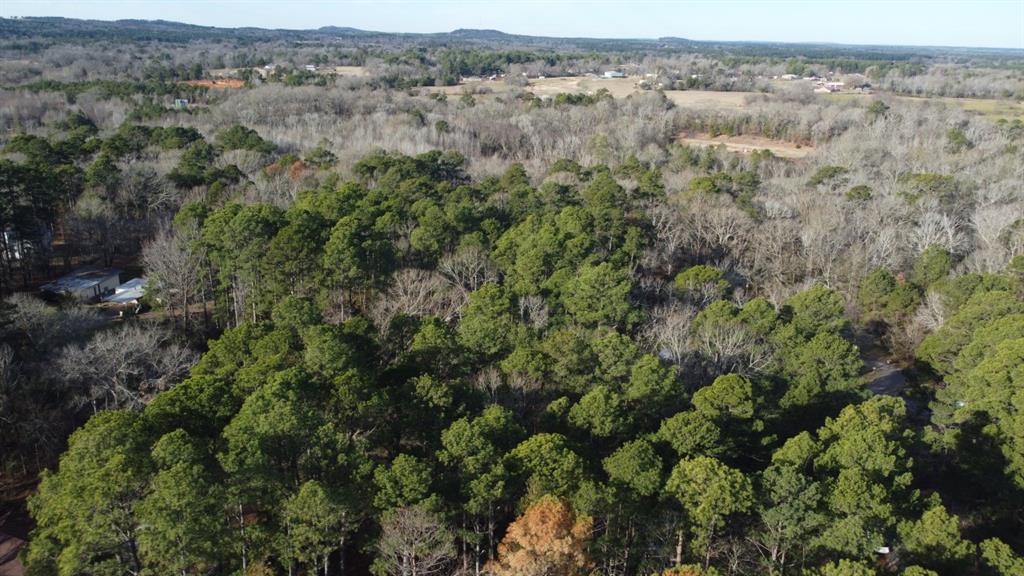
[[102, 277, 148, 304], [40, 268, 121, 294]]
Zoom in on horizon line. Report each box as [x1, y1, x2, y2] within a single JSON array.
[[3, 15, 1023, 53]]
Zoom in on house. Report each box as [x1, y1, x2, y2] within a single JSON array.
[[41, 268, 120, 302], [780, 73, 800, 81], [173, 98, 189, 109], [304, 64, 317, 72], [603, 70, 626, 79]]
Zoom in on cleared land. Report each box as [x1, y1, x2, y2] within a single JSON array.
[[179, 78, 245, 89], [677, 132, 814, 158], [423, 76, 763, 111], [663, 90, 757, 111], [329, 65, 370, 77]]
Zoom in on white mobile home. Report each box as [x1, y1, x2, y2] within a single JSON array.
[[41, 268, 121, 302]]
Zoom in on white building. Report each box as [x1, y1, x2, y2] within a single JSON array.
[[102, 277, 147, 305], [102, 277, 148, 314], [41, 268, 120, 302], [603, 70, 626, 79]]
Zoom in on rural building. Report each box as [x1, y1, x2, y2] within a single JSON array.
[[603, 70, 626, 78], [102, 277, 148, 314], [174, 98, 189, 109], [41, 268, 120, 302], [305, 64, 317, 72], [102, 277, 147, 305], [814, 81, 845, 93]]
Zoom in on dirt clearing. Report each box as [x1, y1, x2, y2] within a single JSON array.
[[179, 78, 245, 89], [677, 132, 814, 158]]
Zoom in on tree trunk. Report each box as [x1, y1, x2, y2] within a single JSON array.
[[339, 534, 347, 576], [674, 529, 684, 567], [238, 502, 249, 574]]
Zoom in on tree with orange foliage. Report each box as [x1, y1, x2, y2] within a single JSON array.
[[487, 496, 593, 576]]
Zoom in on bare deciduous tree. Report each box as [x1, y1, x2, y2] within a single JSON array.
[[369, 268, 461, 334], [377, 506, 455, 576], [641, 304, 696, 367], [692, 320, 772, 378], [143, 226, 206, 330], [57, 323, 197, 413], [644, 200, 689, 275], [438, 246, 498, 300]]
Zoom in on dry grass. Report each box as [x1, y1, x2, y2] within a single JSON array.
[[663, 90, 758, 111]]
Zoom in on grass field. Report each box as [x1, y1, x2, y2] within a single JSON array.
[[929, 96, 1024, 121], [827, 91, 1024, 121]]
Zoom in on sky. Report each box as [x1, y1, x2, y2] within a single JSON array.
[[2, 0, 1023, 49]]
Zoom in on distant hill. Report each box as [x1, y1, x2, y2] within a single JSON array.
[[1, 16, 1021, 59]]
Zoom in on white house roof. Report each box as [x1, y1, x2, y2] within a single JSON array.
[[41, 268, 120, 294], [102, 277, 148, 304]]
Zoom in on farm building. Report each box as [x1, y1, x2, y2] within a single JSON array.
[[603, 70, 626, 78], [41, 268, 120, 302]]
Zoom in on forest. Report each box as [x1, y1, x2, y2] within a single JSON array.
[[1, 15, 1024, 576]]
